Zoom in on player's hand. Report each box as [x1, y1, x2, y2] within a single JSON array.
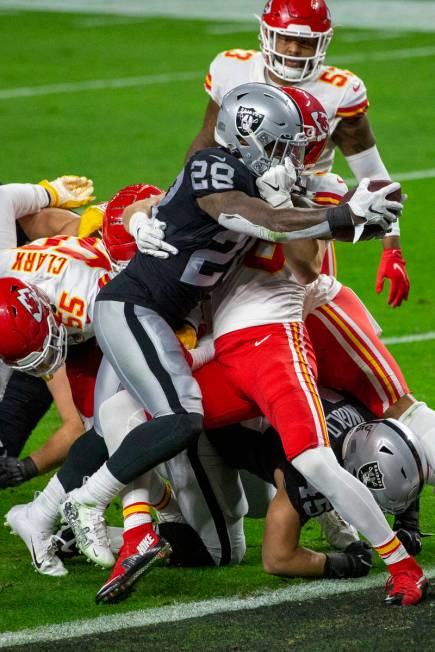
[[256, 157, 298, 208], [176, 324, 198, 350], [128, 211, 178, 258], [375, 249, 410, 308], [348, 178, 403, 233], [0, 455, 38, 488], [395, 527, 422, 556], [39, 175, 95, 208]]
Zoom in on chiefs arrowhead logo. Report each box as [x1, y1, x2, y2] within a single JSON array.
[[236, 106, 265, 137], [263, 0, 272, 15], [16, 287, 43, 323], [357, 461, 385, 490], [312, 111, 329, 138]]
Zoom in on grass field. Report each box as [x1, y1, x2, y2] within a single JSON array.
[[0, 4, 434, 649]]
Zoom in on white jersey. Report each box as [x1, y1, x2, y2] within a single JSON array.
[[211, 172, 346, 339], [205, 49, 368, 173], [0, 236, 113, 343]]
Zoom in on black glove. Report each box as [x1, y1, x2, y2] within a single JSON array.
[[393, 499, 422, 556], [0, 455, 38, 488], [324, 541, 373, 579], [395, 528, 422, 556]]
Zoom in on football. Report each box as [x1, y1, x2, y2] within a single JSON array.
[[341, 179, 402, 204]]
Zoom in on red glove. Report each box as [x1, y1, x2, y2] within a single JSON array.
[[375, 249, 410, 308]]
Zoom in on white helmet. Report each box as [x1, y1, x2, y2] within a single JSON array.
[[215, 82, 307, 176], [342, 419, 428, 515]]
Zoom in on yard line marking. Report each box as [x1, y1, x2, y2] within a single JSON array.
[[0, 71, 203, 99], [1, 567, 435, 648], [331, 46, 435, 65], [75, 16, 148, 28], [382, 331, 435, 346], [344, 169, 435, 186]]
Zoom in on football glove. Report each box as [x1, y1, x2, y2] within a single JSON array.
[[176, 324, 198, 350], [348, 178, 403, 242], [324, 541, 373, 579], [0, 455, 38, 488], [256, 157, 297, 208], [78, 204, 105, 237], [375, 248, 410, 308], [128, 211, 178, 258], [39, 175, 95, 208]]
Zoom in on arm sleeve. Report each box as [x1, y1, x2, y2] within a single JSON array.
[[0, 183, 50, 249]]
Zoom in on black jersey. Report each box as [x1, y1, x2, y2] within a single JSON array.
[[206, 390, 373, 525], [97, 148, 258, 328]]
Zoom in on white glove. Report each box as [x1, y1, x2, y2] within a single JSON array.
[[256, 157, 298, 208], [348, 178, 403, 228], [128, 211, 178, 258], [39, 175, 95, 208]]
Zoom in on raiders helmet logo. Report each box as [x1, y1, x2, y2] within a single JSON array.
[[357, 461, 385, 490], [312, 111, 329, 137], [236, 106, 265, 136]]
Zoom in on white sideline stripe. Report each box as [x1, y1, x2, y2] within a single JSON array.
[[382, 331, 435, 346], [75, 16, 148, 28], [1, 567, 435, 648], [344, 169, 435, 186], [0, 71, 203, 100], [1, 43, 435, 102]]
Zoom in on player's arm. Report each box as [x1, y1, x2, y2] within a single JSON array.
[[185, 98, 220, 161], [27, 366, 85, 475], [17, 208, 80, 241], [262, 470, 326, 577], [283, 239, 324, 285]]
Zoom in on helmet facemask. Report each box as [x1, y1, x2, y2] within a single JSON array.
[[10, 308, 68, 378]]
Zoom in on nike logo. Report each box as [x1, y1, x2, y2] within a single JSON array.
[[263, 182, 279, 192], [353, 82, 361, 92], [210, 154, 226, 162], [393, 263, 407, 281], [254, 334, 271, 347], [31, 538, 43, 569]]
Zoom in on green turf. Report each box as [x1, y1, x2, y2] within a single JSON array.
[[0, 7, 434, 640]]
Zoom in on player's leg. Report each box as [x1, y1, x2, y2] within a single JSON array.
[[5, 359, 120, 576], [306, 285, 435, 483]]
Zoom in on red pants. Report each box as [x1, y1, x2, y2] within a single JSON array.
[[194, 322, 329, 460], [306, 285, 409, 416]]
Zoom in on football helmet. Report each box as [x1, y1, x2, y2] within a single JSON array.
[[215, 82, 307, 176], [342, 419, 428, 515], [259, 0, 333, 82], [0, 277, 67, 378], [102, 184, 163, 272], [281, 86, 329, 167]]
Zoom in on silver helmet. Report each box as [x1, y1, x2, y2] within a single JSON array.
[[342, 418, 428, 515], [215, 82, 307, 176]]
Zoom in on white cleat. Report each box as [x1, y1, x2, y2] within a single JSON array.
[[5, 504, 67, 577], [59, 494, 115, 569], [317, 509, 359, 551]]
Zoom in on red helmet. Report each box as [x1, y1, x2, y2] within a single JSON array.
[[281, 86, 329, 167], [102, 184, 163, 272], [0, 277, 67, 377], [259, 0, 333, 82]]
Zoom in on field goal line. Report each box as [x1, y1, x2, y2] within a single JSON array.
[[1, 566, 435, 648]]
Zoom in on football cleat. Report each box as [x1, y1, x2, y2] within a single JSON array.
[[5, 504, 67, 577], [317, 509, 359, 550], [95, 527, 172, 604], [59, 495, 115, 569], [385, 557, 429, 606]]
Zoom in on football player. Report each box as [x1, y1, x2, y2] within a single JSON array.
[[44, 84, 422, 606], [187, 0, 410, 307], [0, 181, 166, 487]]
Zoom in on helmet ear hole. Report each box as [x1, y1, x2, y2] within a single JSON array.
[[379, 446, 393, 455]]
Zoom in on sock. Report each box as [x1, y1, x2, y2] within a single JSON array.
[[31, 474, 65, 530], [153, 481, 183, 522], [121, 482, 154, 533], [292, 447, 401, 551], [374, 533, 410, 565], [399, 401, 435, 483], [72, 462, 125, 507]]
